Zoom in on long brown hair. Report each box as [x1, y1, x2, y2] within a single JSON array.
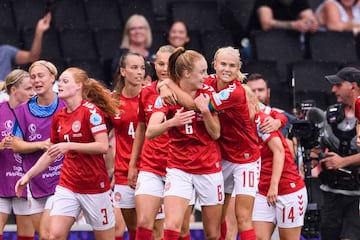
[[113, 52, 144, 100], [66, 67, 119, 115], [168, 47, 204, 82]]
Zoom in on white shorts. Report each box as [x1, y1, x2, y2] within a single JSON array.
[[135, 171, 165, 219], [135, 171, 166, 198], [164, 168, 224, 206], [51, 186, 115, 231], [252, 187, 308, 228], [0, 197, 33, 215], [222, 158, 261, 197], [27, 186, 54, 214], [113, 184, 135, 209]]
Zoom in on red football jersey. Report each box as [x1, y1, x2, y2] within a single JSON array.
[[153, 84, 221, 174], [255, 111, 305, 195], [138, 81, 168, 176], [206, 75, 260, 164], [262, 105, 288, 128], [111, 94, 139, 185], [51, 100, 110, 194]]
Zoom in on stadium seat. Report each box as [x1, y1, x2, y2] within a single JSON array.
[[186, 31, 202, 52], [52, 0, 88, 30], [218, 0, 255, 33], [242, 60, 281, 88], [84, 0, 123, 31], [22, 29, 62, 60], [50, 59, 67, 76], [292, 60, 340, 110], [151, 0, 169, 18], [200, 30, 234, 67], [59, 29, 97, 61], [0, 0, 15, 29], [117, 0, 156, 28], [242, 60, 293, 111], [12, 0, 47, 31], [67, 59, 109, 87], [94, 29, 122, 62], [308, 31, 357, 64], [252, 30, 305, 83], [0, 28, 21, 47], [150, 29, 168, 54], [169, 0, 223, 33]]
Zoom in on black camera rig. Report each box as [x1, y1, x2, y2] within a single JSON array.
[[290, 117, 322, 239]]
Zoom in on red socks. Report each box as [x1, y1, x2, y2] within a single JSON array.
[[240, 229, 256, 240], [128, 230, 136, 240], [179, 233, 191, 240], [219, 220, 227, 240], [164, 229, 181, 240], [17, 237, 35, 240], [115, 236, 123, 240], [136, 227, 152, 240]]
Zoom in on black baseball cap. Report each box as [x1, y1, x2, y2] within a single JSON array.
[[325, 67, 360, 84]]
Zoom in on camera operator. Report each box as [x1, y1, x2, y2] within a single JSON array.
[[319, 67, 360, 240]]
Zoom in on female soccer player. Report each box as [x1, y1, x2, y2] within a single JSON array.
[[15, 67, 118, 240], [146, 47, 223, 240], [158, 47, 261, 240], [111, 52, 145, 240], [244, 85, 307, 240]]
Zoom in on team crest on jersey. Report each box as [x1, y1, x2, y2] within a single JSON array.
[[90, 113, 102, 125], [72, 120, 81, 132], [154, 96, 163, 109]]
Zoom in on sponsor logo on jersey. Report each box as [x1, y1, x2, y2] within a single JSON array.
[[2, 120, 13, 137], [215, 161, 220, 168], [147, 104, 153, 112], [114, 113, 121, 119], [28, 123, 41, 141], [91, 124, 106, 133], [14, 153, 22, 164], [72, 120, 81, 132]]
